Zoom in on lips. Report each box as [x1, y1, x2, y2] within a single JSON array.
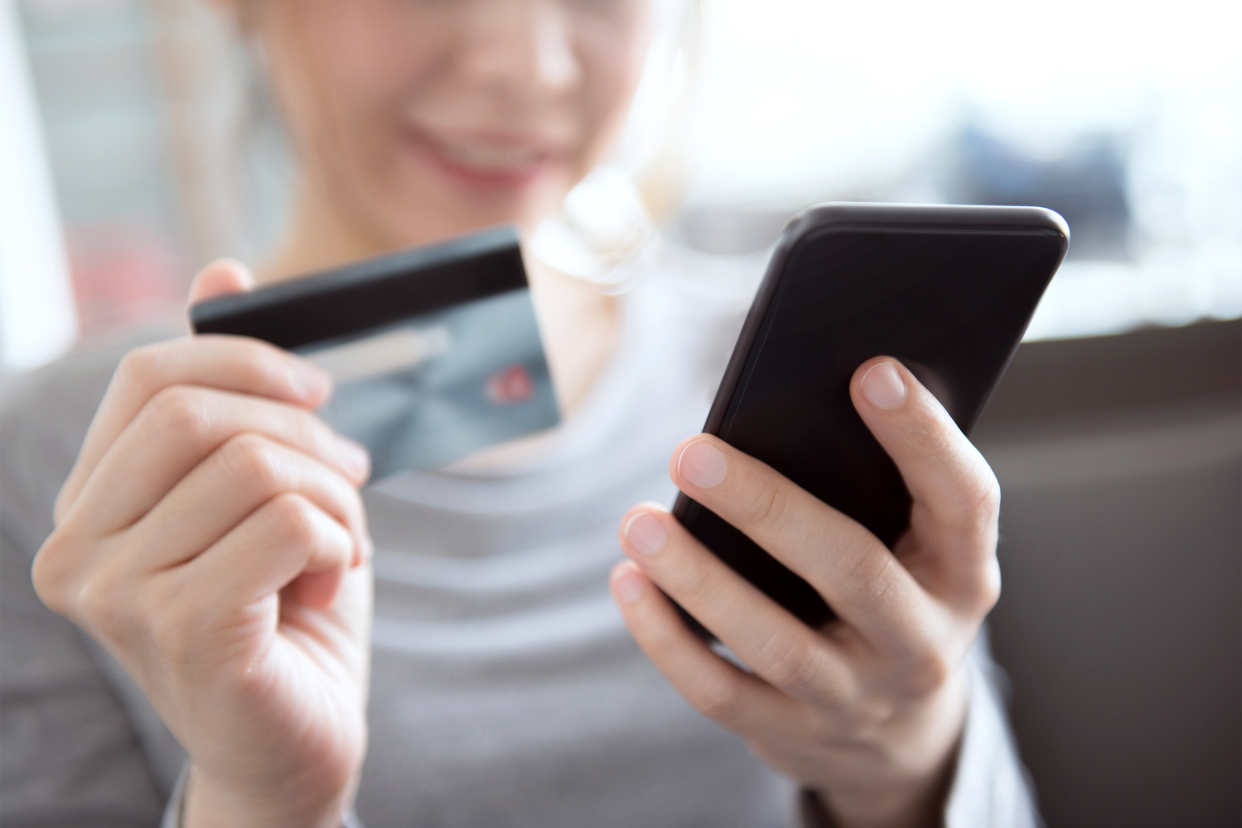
[[438, 139, 545, 171], [405, 126, 563, 190]]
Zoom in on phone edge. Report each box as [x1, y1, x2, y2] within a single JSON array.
[[669, 208, 818, 523]]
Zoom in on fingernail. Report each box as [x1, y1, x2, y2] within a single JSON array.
[[337, 437, 371, 480], [623, 511, 667, 556], [614, 569, 647, 605], [678, 439, 727, 489], [861, 361, 907, 410], [291, 359, 332, 401]]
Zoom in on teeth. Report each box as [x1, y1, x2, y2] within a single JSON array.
[[439, 140, 542, 171]]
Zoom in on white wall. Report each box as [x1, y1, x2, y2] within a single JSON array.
[[0, 0, 77, 375], [685, 0, 1242, 205]]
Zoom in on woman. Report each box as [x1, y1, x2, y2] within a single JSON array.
[[0, 0, 1037, 825]]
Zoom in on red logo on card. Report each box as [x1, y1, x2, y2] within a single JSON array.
[[486, 364, 535, 405]]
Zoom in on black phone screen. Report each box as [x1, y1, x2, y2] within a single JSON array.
[[674, 216, 1066, 630]]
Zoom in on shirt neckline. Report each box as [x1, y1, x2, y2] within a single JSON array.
[[372, 278, 659, 488]]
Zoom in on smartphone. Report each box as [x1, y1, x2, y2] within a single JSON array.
[[674, 203, 1069, 631]]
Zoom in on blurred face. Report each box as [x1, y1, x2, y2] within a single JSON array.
[[255, 0, 656, 250]]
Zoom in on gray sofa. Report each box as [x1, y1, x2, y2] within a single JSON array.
[[973, 318, 1241, 826]]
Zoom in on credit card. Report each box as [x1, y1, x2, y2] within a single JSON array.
[[190, 225, 560, 481]]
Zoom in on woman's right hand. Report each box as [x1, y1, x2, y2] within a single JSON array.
[[32, 260, 374, 828]]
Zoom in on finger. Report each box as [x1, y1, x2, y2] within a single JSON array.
[[610, 560, 820, 741], [57, 336, 334, 523], [187, 258, 254, 305], [129, 433, 369, 572], [618, 504, 861, 705], [850, 358, 1001, 607], [60, 257, 319, 520], [66, 385, 369, 536], [183, 492, 354, 613], [668, 436, 931, 654]]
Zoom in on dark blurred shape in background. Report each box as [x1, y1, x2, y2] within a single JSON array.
[[947, 126, 1133, 261], [672, 128, 1138, 265], [976, 318, 1241, 828]]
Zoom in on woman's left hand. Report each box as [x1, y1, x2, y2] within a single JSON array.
[[612, 357, 1003, 828]]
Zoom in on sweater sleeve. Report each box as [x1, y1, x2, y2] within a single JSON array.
[[944, 630, 1042, 828], [159, 768, 188, 828], [797, 630, 1042, 828], [158, 766, 367, 828], [0, 532, 166, 827], [1, 333, 185, 827]]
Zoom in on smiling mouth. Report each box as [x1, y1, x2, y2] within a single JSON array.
[[409, 128, 559, 186], [439, 139, 546, 171]]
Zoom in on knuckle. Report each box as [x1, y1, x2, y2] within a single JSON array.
[[265, 493, 320, 547], [148, 386, 211, 441], [972, 558, 1002, 615], [219, 433, 285, 493], [913, 410, 1002, 525], [230, 342, 279, 383], [904, 650, 952, 697], [75, 567, 131, 639], [30, 535, 72, 613], [665, 545, 713, 598], [743, 477, 792, 535], [949, 463, 1002, 534], [971, 471, 1003, 524], [680, 560, 722, 610], [225, 340, 294, 395], [286, 409, 331, 456], [341, 486, 367, 536], [836, 544, 893, 609], [982, 472, 1002, 514], [754, 630, 819, 698], [686, 676, 743, 724], [115, 344, 165, 389]]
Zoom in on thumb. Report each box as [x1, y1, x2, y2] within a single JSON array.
[[187, 258, 255, 307]]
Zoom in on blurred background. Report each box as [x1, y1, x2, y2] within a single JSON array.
[[3, 0, 1241, 362], [1, 0, 1239, 824]]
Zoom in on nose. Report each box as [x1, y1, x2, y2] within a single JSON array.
[[461, 0, 583, 100]]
